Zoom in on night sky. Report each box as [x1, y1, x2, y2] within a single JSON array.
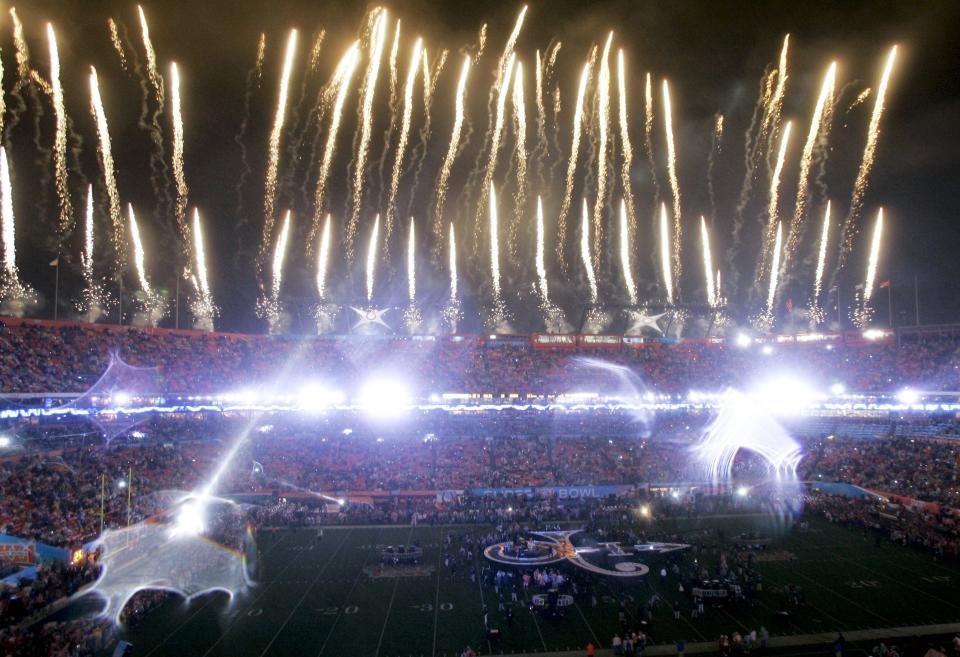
[[5, 0, 959, 334]]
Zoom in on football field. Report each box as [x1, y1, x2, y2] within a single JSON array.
[[92, 515, 960, 657]]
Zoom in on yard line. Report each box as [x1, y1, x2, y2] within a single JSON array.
[[431, 525, 444, 657], [316, 525, 390, 657], [257, 529, 353, 657], [471, 538, 492, 654], [143, 530, 294, 657], [521, 586, 549, 651], [572, 601, 601, 647], [835, 554, 960, 611], [793, 570, 889, 624], [374, 525, 416, 657]]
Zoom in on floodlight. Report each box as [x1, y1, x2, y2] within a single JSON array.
[[735, 333, 751, 348], [829, 383, 846, 396], [897, 388, 920, 405], [359, 377, 412, 417], [736, 486, 750, 497], [0, 435, 10, 448]]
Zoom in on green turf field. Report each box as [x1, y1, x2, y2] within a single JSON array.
[[91, 516, 960, 657]]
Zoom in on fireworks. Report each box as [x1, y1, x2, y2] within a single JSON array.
[[759, 121, 792, 284], [82, 186, 95, 282], [261, 29, 298, 266], [489, 184, 501, 299], [701, 217, 716, 307], [812, 200, 832, 307], [1, 149, 19, 281], [433, 56, 471, 253], [767, 221, 783, 316], [558, 60, 592, 270], [47, 24, 73, 237], [510, 60, 527, 259], [786, 62, 836, 271], [764, 35, 790, 145], [616, 49, 636, 235], [476, 52, 516, 231], [191, 209, 217, 329], [272, 210, 292, 304], [386, 38, 423, 245], [593, 33, 614, 262], [841, 45, 898, 267], [407, 218, 417, 303], [316, 214, 332, 299], [137, 5, 163, 105], [128, 205, 151, 295], [107, 18, 126, 69], [309, 30, 327, 73], [620, 199, 637, 305], [662, 79, 683, 284], [863, 208, 884, 303], [448, 222, 458, 301], [170, 63, 190, 255], [581, 198, 598, 304], [536, 196, 549, 301], [347, 8, 388, 262], [659, 203, 673, 305], [89, 67, 124, 269], [310, 42, 360, 248], [388, 19, 401, 107], [365, 214, 380, 303]]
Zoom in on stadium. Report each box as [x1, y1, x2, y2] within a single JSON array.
[[1, 1, 960, 656]]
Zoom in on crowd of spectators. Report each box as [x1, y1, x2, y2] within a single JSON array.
[[4, 320, 960, 396]]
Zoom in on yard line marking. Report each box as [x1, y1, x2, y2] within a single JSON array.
[[521, 587, 548, 652], [316, 525, 390, 657], [374, 525, 416, 657], [257, 529, 353, 657], [573, 601, 601, 647], [143, 530, 294, 657], [431, 525, 443, 657]]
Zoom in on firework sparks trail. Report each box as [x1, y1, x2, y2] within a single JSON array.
[[662, 79, 683, 285], [616, 50, 637, 236], [314, 214, 333, 299], [170, 63, 190, 255], [261, 29, 298, 267], [107, 19, 127, 70], [89, 67, 124, 268], [489, 184, 501, 299], [309, 29, 327, 73], [310, 42, 360, 248], [0, 149, 19, 281], [272, 210, 292, 305], [701, 217, 716, 307], [762, 35, 790, 149], [476, 23, 488, 63], [659, 203, 673, 304], [137, 6, 163, 105], [536, 196, 549, 301], [593, 33, 613, 263], [785, 62, 836, 272], [758, 121, 792, 286], [473, 7, 526, 243], [766, 221, 783, 316], [82, 186, 94, 282], [448, 222, 458, 300], [557, 60, 592, 270], [863, 208, 884, 303], [840, 46, 897, 268], [581, 198, 598, 304], [643, 73, 657, 196], [127, 204, 151, 295], [407, 218, 416, 302], [192, 209, 211, 300], [812, 200, 831, 304], [346, 9, 388, 263], [388, 19, 401, 107], [365, 214, 380, 302], [707, 114, 723, 218], [255, 33, 266, 83], [475, 53, 516, 234], [386, 38, 423, 246], [0, 49, 4, 139], [47, 24, 73, 237], [620, 199, 637, 305], [534, 50, 547, 184], [433, 56, 470, 255], [510, 61, 528, 260], [847, 88, 872, 113]]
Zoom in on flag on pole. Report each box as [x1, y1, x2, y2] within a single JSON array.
[[49, 257, 59, 266], [879, 280, 891, 288]]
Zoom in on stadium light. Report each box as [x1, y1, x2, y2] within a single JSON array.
[[297, 383, 345, 412], [735, 333, 751, 348], [359, 377, 413, 417], [0, 435, 10, 448], [749, 376, 817, 414], [170, 497, 206, 538], [736, 485, 750, 497], [112, 391, 131, 406], [117, 479, 127, 489], [829, 383, 846, 395], [761, 345, 774, 356], [897, 388, 920, 405]]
